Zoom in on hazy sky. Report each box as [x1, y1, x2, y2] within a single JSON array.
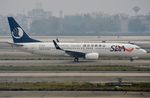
[[0, 0, 150, 16]]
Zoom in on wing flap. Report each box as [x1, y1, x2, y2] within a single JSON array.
[[65, 50, 85, 58]]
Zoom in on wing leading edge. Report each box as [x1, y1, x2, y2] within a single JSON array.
[[53, 40, 85, 58]]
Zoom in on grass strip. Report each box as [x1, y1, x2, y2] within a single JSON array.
[[0, 82, 149, 91], [0, 65, 150, 71]]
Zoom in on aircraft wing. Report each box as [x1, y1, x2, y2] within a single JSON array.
[[53, 40, 85, 58], [65, 50, 85, 58]]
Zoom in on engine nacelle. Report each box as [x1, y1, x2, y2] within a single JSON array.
[[85, 53, 99, 60]]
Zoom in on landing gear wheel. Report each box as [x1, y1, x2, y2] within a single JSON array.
[[130, 58, 134, 62], [74, 57, 79, 62]]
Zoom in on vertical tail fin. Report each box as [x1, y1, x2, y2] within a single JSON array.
[[8, 17, 40, 43]]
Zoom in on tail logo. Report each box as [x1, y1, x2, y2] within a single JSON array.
[[12, 27, 24, 39]]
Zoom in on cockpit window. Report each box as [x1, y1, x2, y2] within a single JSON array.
[[135, 47, 140, 49]]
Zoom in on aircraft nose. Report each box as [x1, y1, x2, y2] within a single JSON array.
[[140, 49, 147, 54]]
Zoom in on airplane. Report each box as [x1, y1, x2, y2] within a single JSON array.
[[7, 17, 147, 62]]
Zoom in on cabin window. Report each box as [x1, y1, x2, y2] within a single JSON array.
[[83, 44, 86, 47], [87, 44, 90, 47], [95, 44, 98, 47]]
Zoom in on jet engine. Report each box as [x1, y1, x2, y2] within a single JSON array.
[[85, 53, 99, 60]]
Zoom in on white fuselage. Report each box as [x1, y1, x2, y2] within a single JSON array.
[[17, 42, 147, 58], [7, 17, 147, 60]]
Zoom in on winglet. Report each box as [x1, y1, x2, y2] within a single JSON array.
[[53, 40, 62, 50], [56, 38, 60, 42]]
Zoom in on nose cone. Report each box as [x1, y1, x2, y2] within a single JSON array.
[[140, 49, 147, 54]]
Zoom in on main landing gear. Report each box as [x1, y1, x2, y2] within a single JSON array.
[[74, 57, 79, 62]]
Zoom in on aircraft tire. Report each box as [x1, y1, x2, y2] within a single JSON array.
[[74, 57, 79, 62]]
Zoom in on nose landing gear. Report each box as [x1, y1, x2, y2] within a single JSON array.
[[130, 58, 134, 62], [130, 57, 138, 62]]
